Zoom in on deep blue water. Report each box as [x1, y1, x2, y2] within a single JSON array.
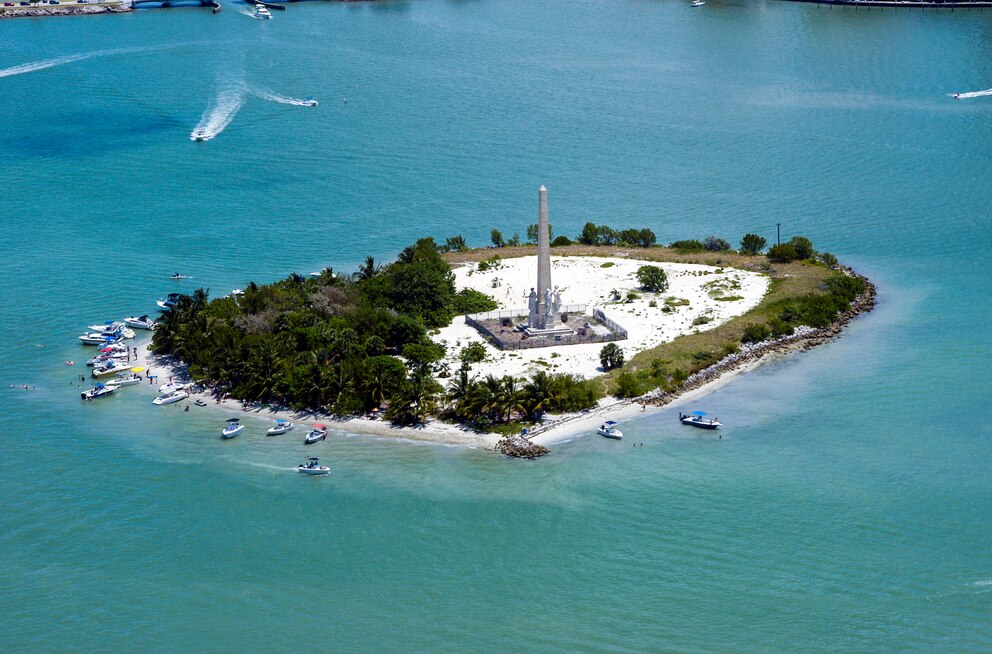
[[1, 1, 990, 651]]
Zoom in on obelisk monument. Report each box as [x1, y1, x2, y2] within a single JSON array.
[[529, 185, 555, 330]]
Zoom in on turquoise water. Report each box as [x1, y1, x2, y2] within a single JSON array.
[[1, 0, 991, 650]]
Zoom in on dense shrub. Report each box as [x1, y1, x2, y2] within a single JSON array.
[[703, 236, 732, 252], [741, 323, 771, 344], [669, 239, 706, 252], [767, 243, 797, 263], [615, 372, 645, 398], [789, 236, 815, 260], [636, 265, 669, 292], [551, 235, 573, 247], [452, 288, 498, 315]]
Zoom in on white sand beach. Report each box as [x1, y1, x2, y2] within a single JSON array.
[[435, 255, 768, 380]]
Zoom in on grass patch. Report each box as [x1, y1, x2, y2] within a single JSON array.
[[714, 295, 744, 302]]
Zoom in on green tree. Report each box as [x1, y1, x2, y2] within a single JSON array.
[[402, 341, 446, 378], [507, 232, 521, 247], [459, 342, 488, 366], [789, 236, 815, 260], [740, 233, 767, 255], [614, 372, 643, 398], [526, 223, 553, 244], [599, 343, 624, 371], [444, 235, 468, 253], [490, 229, 505, 248], [636, 265, 669, 292], [578, 222, 599, 245]]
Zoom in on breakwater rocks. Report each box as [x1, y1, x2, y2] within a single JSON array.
[[495, 434, 550, 459], [648, 267, 877, 406], [0, 3, 130, 17]]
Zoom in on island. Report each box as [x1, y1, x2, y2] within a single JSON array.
[[145, 190, 874, 456]]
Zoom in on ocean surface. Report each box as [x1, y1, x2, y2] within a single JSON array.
[[1, 0, 990, 651]]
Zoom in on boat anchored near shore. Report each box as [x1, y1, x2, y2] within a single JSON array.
[[679, 411, 721, 430], [222, 418, 245, 439]]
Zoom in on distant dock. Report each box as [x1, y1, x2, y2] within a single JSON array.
[[780, 0, 992, 8]]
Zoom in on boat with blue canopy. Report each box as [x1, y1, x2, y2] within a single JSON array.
[[680, 411, 721, 429]]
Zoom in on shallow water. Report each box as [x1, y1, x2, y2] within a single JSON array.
[[1, 0, 990, 651]]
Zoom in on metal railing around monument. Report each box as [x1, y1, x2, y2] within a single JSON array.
[[593, 307, 628, 339], [465, 304, 634, 351]]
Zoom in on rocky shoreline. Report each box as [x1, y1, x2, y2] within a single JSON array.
[[0, 3, 131, 17]]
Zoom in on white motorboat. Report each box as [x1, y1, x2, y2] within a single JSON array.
[[304, 424, 327, 445], [157, 293, 183, 311], [691, 0, 705, 6], [86, 320, 120, 332], [679, 412, 721, 430], [92, 360, 134, 377], [193, 131, 207, 143], [266, 419, 294, 436], [158, 382, 190, 394], [124, 315, 157, 330], [86, 352, 129, 366], [81, 383, 115, 400], [302, 96, 318, 107], [79, 332, 121, 346], [597, 420, 623, 440], [298, 457, 330, 476], [153, 388, 189, 405], [171, 273, 187, 280], [253, 4, 270, 18], [111, 373, 142, 387], [222, 418, 245, 439]]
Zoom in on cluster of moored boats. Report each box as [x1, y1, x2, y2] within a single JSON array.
[[221, 418, 331, 474], [78, 316, 155, 400]]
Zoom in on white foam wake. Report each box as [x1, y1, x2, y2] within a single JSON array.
[[191, 86, 246, 142], [249, 85, 316, 107], [0, 53, 95, 79], [951, 89, 992, 99]]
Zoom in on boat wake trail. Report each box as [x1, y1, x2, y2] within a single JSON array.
[[0, 53, 96, 79], [191, 86, 246, 142], [951, 89, 992, 99], [249, 85, 317, 107]]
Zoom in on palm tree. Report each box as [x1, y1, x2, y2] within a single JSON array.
[[523, 370, 559, 420], [496, 376, 526, 423], [446, 369, 475, 418], [353, 256, 382, 282]]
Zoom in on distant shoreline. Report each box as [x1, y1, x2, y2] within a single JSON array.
[[0, 1, 131, 18]]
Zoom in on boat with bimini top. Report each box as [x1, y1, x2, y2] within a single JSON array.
[[680, 411, 721, 430], [298, 457, 330, 475], [222, 418, 245, 439], [304, 424, 327, 445]]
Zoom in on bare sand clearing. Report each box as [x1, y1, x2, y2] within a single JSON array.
[[436, 255, 768, 380], [136, 255, 771, 449]]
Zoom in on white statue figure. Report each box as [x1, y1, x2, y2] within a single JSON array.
[[543, 288, 553, 324], [528, 288, 537, 314], [552, 286, 562, 315]]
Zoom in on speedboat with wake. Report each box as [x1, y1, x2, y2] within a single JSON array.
[[153, 388, 189, 405], [222, 418, 245, 439], [124, 315, 156, 330], [302, 96, 318, 107], [679, 411, 721, 430], [597, 420, 623, 440], [298, 457, 330, 476], [171, 273, 187, 280], [266, 419, 294, 436], [304, 423, 327, 445], [81, 383, 115, 401], [253, 4, 270, 18]]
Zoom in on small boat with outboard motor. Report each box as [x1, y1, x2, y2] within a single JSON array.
[[298, 457, 330, 476], [266, 419, 294, 436], [222, 418, 245, 439], [597, 420, 623, 440], [679, 411, 721, 430], [304, 423, 328, 445], [81, 382, 115, 400], [92, 360, 134, 378], [110, 372, 142, 387]]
